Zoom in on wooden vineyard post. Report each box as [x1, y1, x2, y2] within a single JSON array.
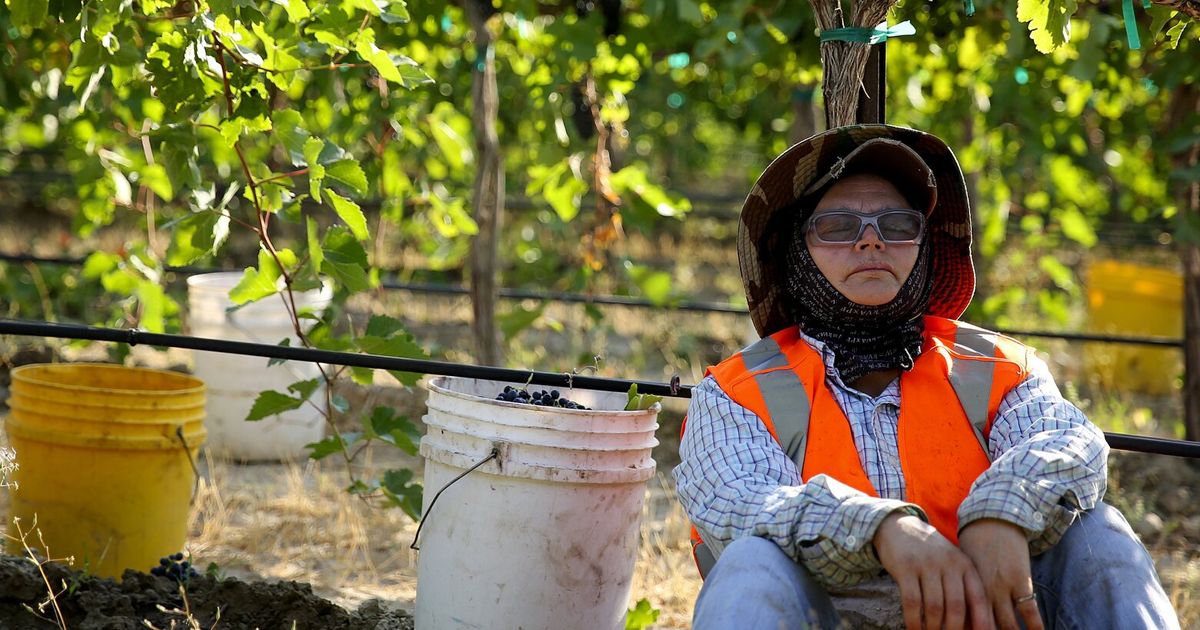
[[466, 0, 504, 366], [806, 0, 898, 128], [1176, 86, 1200, 444]]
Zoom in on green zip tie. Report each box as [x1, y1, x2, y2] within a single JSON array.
[[1123, 0, 1141, 50], [819, 20, 916, 45], [965, 0, 975, 16]]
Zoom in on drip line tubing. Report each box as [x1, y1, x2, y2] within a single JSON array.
[[0, 318, 687, 397], [1, 318, 1198, 459], [0, 253, 1184, 348]]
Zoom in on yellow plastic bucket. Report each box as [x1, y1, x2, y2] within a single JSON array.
[[3, 363, 206, 578], [1085, 260, 1183, 395]]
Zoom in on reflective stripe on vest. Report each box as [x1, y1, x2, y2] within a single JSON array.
[[948, 324, 1001, 454], [755, 369, 811, 463]]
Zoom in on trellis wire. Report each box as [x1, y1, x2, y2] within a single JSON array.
[[1, 318, 1197, 459], [0, 253, 1183, 348]]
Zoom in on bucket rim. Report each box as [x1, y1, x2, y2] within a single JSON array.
[[426, 376, 662, 417], [6, 392, 206, 415], [11, 363, 205, 397], [6, 402, 206, 427], [6, 418, 207, 450]]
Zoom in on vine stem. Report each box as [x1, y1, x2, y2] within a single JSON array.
[[258, 168, 309, 185], [210, 29, 370, 497]]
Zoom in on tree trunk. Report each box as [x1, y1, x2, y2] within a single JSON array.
[[466, 1, 504, 366], [807, 0, 897, 127], [1167, 83, 1200, 442]]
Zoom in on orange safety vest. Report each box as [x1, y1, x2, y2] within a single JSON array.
[[687, 316, 1033, 578]]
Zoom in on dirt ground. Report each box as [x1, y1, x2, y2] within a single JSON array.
[[0, 555, 414, 629]]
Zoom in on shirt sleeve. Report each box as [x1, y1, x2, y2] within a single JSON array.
[[957, 355, 1109, 554], [673, 376, 926, 588]]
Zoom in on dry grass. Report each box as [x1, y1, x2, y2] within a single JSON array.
[[632, 476, 703, 629], [186, 447, 421, 613]]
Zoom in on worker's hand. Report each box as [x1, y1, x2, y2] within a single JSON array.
[[873, 512, 994, 630], [958, 518, 1044, 630]]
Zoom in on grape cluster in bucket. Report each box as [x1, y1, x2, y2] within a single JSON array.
[[495, 386, 591, 410]]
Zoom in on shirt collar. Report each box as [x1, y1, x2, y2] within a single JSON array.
[[798, 329, 902, 404]]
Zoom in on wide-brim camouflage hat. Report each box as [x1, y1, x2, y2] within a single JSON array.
[[740, 124, 974, 338]]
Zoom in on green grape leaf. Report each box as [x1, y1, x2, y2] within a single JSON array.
[[270, 0, 310, 21], [140, 164, 174, 200], [355, 318, 426, 386], [306, 217, 324, 271], [136, 281, 167, 333], [625, 383, 663, 411], [305, 435, 348, 460], [320, 226, 370, 292], [9, 0, 50, 28], [625, 599, 661, 630], [364, 407, 421, 455], [356, 38, 404, 84], [246, 390, 305, 420], [350, 366, 374, 386], [1016, 0, 1077, 52], [627, 264, 673, 306], [166, 212, 220, 266], [287, 378, 321, 400], [429, 118, 472, 169], [229, 249, 282, 304], [1058, 208, 1097, 247], [365, 314, 404, 337], [498, 303, 544, 341], [325, 159, 368, 194], [268, 338, 291, 367], [272, 108, 310, 166], [380, 469, 422, 519], [324, 189, 369, 241]]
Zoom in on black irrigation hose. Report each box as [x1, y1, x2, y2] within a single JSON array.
[[2, 318, 1198, 459], [0, 252, 1184, 347], [0, 319, 687, 397]]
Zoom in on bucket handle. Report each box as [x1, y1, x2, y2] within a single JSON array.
[[175, 427, 202, 507], [409, 445, 501, 551]]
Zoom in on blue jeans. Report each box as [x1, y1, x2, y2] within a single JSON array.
[[692, 503, 1179, 630]]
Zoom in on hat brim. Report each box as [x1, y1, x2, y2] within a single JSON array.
[[739, 124, 975, 338]]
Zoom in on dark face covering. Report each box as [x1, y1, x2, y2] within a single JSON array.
[[781, 215, 934, 384]]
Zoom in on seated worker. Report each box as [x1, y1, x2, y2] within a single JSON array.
[[674, 125, 1179, 630]]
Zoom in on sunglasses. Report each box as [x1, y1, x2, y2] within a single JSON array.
[[804, 209, 926, 245]]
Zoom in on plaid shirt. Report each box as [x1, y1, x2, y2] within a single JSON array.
[[673, 332, 1109, 588]]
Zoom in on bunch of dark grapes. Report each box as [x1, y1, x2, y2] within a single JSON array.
[[495, 386, 591, 410], [151, 552, 199, 583]]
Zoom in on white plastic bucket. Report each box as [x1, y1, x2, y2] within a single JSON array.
[[186, 272, 332, 461], [415, 376, 659, 630]]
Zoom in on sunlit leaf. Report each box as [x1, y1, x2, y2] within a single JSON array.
[[326, 159, 368, 194], [324, 189, 369, 241], [1057, 208, 1097, 247], [230, 249, 282, 304], [247, 390, 304, 420]]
